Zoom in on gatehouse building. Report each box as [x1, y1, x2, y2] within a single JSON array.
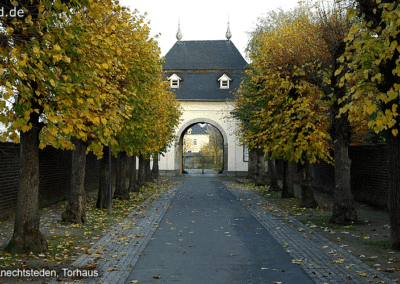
[[158, 22, 249, 176]]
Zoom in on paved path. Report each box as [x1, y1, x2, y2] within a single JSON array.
[[53, 176, 393, 283], [125, 176, 312, 284]]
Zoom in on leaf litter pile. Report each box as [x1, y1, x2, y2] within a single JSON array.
[[224, 177, 400, 283], [0, 178, 177, 283]]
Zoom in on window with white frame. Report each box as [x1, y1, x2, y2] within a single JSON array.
[[168, 73, 181, 88], [243, 145, 249, 162], [218, 73, 232, 89], [193, 139, 197, 145]]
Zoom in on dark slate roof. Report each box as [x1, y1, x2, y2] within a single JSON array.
[[165, 71, 243, 101], [163, 40, 247, 70], [187, 123, 208, 135]]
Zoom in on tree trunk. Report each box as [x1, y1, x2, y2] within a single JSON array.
[[152, 153, 159, 179], [253, 148, 267, 186], [267, 152, 279, 190], [330, 128, 358, 224], [297, 161, 318, 208], [124, 153, 131, 189], [114, 151, 130, 200], [6, 121, 48, 253], [388, 132, 400, 249], [144, 157, 152, 182], [111, 155, 117, 191], [62, 138, 87, 224], [282, 161, 295, 198], [128, 156, 139, 192], [247, 148, 256, 179], [96, 147, 111, 209], [329, 82, 358, 224], [137, 153, 146, 187]]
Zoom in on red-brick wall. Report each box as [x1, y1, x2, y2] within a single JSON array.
[[0, 142, 100, 218], [0, 143, 19, 217], [310, 160, 335, 194], [311, 144, 389, 209], [349, 145, 388, 208]]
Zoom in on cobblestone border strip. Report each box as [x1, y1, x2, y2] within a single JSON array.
[[50, 185, 179, 284], [227, 186, 393, 284]]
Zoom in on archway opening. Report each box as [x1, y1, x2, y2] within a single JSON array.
[[181, 122, 224, 174]]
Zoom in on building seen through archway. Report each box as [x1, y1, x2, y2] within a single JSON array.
[[182, 123, 224, 173]]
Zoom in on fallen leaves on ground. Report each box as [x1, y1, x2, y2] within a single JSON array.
[[0, 179, 178, 272], [223, 178, 400, 282]]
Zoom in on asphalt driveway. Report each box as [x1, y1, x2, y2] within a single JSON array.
[[126, 176, 313, 283]]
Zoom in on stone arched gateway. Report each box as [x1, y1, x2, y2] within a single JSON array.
[[175, 118, 228, 174], [157, 36, 249, 176]]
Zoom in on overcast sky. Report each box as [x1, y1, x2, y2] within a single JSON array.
[[119, 0, 302, 60]]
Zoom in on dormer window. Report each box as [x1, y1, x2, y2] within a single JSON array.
[[168, 73, 181, 88], [218, 73, 232, 89]]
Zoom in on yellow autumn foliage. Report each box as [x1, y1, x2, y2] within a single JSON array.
[[341, 3, 400, 137], [234, 3, 332, 164], [0, 0, 180, 157]]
